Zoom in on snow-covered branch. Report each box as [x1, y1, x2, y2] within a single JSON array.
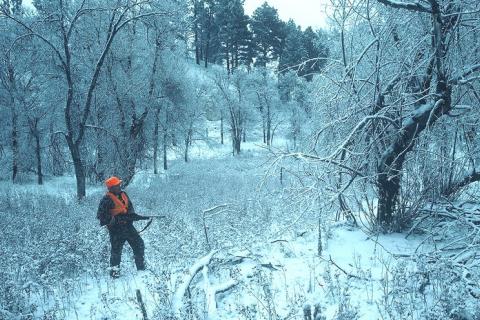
[[172, 250, 217, 317], [377, 0, 432, 13], [202, 265, 237, 319]]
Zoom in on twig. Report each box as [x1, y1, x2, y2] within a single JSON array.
[[136, 289, 148, 320]]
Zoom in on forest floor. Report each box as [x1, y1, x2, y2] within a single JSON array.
[[42, 216, 424, 320], [2, 132, 435, 320]]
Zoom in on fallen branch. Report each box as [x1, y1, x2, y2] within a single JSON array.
[[203, 265, 237, 319], [172, 250, 217, 317]]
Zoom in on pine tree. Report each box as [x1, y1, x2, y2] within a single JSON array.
[[278, 20, 307, 75], [250, 2, 286, 67], [215, 0, 252, 73], [301, 27, 329, 81], [195, 0, 222, 67], [278, 22, 328, 81]]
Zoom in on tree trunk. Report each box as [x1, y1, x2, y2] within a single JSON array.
[[204, 29, 210, 68], [193, 0, 200, 65], [376, 3, 452, 227], [262, 118, 266, 144], [67, 138, 86, 199], [266, 102, 271, 146], [220, 113, 224, 145], [50, 122, 64, 176], [34, 128, 43, 185], [293, 130, 297, 150], [231, 123, 242, 155], [153, 108, 160, 174], [163, 129, 168, 171], [184, 128, 192, 162], [226, 49, 230, 74], [11, 106, 18, 183], [29, 118, 44, 185]]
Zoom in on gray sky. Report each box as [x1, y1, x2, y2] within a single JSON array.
[[244, 0, 330, 30], [23, 0, 330, 30]]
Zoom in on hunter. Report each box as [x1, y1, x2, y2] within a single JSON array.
[[97, 176, 150, 278]]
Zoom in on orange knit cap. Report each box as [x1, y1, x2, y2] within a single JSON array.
[[105, 176, 122, 188]]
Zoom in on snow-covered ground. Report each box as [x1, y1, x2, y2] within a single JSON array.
[[47, 223, 423, 320], [3, 132, 476, 320]]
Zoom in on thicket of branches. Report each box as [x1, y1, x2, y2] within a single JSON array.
[[285, 0, 480, 230]]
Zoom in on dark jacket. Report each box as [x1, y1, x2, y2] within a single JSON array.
[[97, 192, 146, 227]]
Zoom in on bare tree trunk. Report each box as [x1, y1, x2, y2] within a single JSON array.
[[193, 0, 200, 65], [204, 41, 209, 68], [226, 49, 230, 74], [266, 102, 271, 146], [50, 122, 64, 176], [163, 128, 168, 171], [11, 104, 18, 183], [262, 118, 266, 144], [34, 128, 43, 185], [184, 127, 192, 162], [204, 25, 210, 68], [30, 118, 43, 185], [375, 0, 453, 227], [220, 113, 224, 145], [153, 108, 160, 174], [66, 138, 86, 199]]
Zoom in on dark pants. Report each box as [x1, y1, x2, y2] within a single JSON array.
[[109, 224, 145, 270]]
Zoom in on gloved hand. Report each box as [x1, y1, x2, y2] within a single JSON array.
[[108, 216, 118, 227]]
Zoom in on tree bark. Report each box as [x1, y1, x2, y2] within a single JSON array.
[[184, 127, 192, 162], [375, 0, 452, 227], [266, 102, 271, 146], [30, 118, 44, 185], [66, 137, 86, 199], [11, 104, 18, 183], [153, 108, 160, 174], [193, 0, 200, 65], [220, 113, 224, 145], [163, 128, 168, 171], [34, 128, 43, 185]]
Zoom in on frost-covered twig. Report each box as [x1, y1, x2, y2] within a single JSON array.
[[320, 255, 366, 280]]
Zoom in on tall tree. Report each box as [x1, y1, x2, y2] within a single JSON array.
[[215, 0, 252, 73], [301, 27, 329, 81], [250, 2, 285, 67], [278, 21, 307, 76]]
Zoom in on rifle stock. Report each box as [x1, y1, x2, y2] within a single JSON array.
[[143, 215, 166, 219]]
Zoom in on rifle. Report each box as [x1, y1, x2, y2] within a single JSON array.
[[141, 215, 166, 219], [107, 214, 166, 233], [136, 214, 166, 234], [115, 214, 166, 223]]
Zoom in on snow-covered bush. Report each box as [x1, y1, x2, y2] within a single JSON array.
[[378, 257, 480, 320]]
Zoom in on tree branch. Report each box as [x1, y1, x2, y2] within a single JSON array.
[[377, 0, 432, 13]]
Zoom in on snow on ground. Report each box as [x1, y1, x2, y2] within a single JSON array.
[[53, 223, 423, 319], [6, 129, 428, 320], [213, 224, 424, 320], [62, 271, 158, 320]]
